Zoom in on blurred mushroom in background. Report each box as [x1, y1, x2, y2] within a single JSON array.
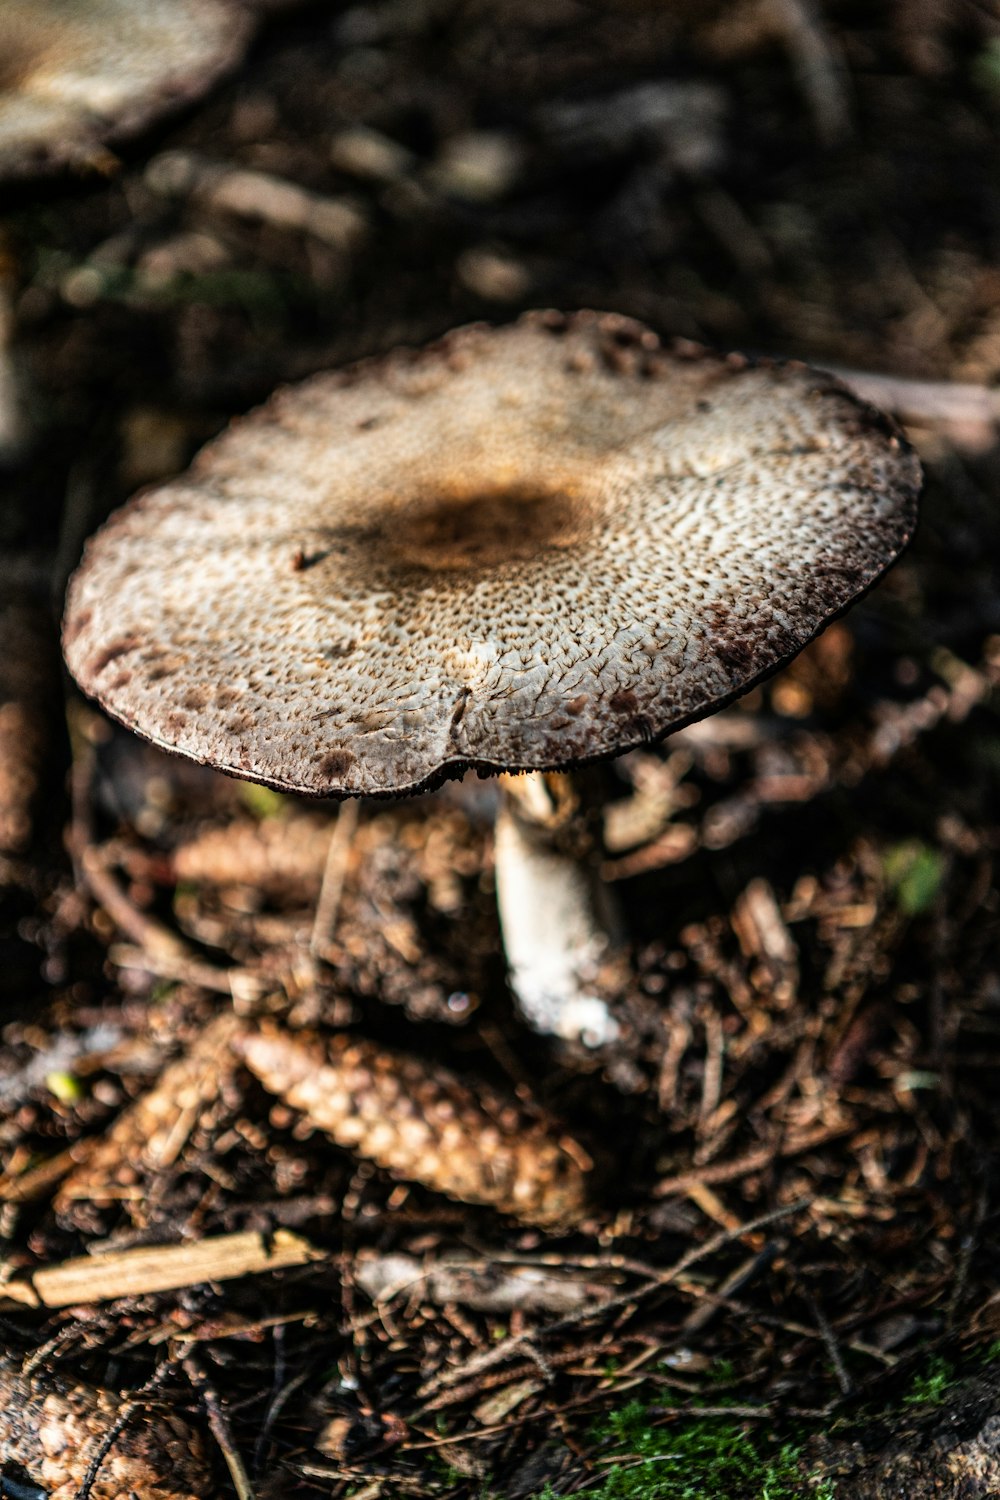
[[0, 0, 258, 181]]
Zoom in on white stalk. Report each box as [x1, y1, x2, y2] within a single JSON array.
[[494, 777, 620, 1048]]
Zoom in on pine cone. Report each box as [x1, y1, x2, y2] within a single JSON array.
[[233, 1023, 591, 1225]]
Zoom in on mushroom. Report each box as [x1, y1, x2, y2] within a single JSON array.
[[62, 310, 921, 1044], [0, 0, 256, 182]]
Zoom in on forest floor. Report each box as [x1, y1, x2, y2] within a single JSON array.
[[2, 2, 1000, 1496]]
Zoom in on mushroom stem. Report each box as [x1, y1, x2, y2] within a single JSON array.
[[494, 772, 622, 1048]]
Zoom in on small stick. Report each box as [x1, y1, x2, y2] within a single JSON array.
[[419, 1198, 810, 1397], [654, 1122, 855, 1197], [681, 1242, 781, 1335], [79, 842, 264, 998], [807, 1292, 853, 1395], [184, 1353, 256, 1500], [771, 0, 851, 145], [147, 151, 368, 254], [310, 798, 359, 958], [832, 366, 1000, 427], [0, 280, 27, 464]]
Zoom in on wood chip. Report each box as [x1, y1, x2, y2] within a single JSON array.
[[1, 1227, 321, 1308]]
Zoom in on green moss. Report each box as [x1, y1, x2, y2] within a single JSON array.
[[973, 36, 1000, 95], [530, 1399, 836, 1499], [46, 1069, 83, 1105], [902, 1355, 956, 1407], [882, 840, 945, 915], [238, 782, 290, 820]]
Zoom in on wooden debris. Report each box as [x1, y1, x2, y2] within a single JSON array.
[[0, 278, 27, 463], [311, 798, 360, 956], [0, 1356, 211, 1499], [770, 0, 852, 145], [868, 650, 990, 766], [77, 840, 266, 998], [731, 877, 799, 1004], [834, 365, 1000, 436], [183, 1354, 254, 1500], [353, 1253, 618, 1314], [0, 1227, 321, 1308], [232, 1023, 593, 1225]]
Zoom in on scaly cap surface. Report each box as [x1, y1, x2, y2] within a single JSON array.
[[63, 311, 921, 796]]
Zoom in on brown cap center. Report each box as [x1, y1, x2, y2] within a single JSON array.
[[381, 482, 583, 572]]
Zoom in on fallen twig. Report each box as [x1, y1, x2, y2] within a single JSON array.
[[311, 798, 360, 957], [185, 1353, 256, 1500], [0, 1227, 321, 1308]]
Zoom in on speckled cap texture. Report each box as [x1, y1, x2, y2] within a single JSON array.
[[0, 0, 254, 181], [63, 310, 921, 797]]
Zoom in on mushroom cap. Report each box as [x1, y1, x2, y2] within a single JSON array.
[[0, 0, 255, 181], [63, 311, 921, 798]]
